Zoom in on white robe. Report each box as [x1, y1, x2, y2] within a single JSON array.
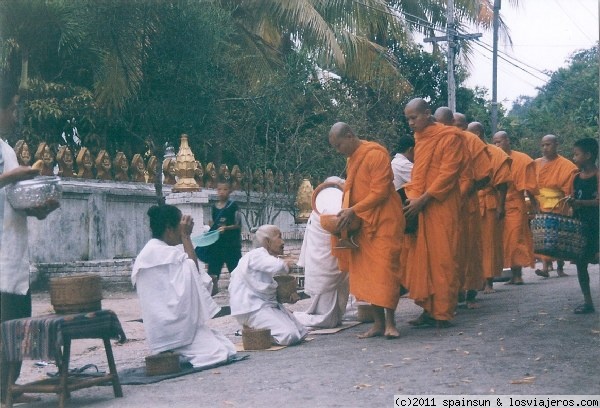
[[0, 139, 30, 295], [132, 239, 236, 368], [229, 247, 307, 346], [294, 211, 349, 328]]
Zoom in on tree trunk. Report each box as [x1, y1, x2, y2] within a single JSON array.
[[19, 49, 29, 91]]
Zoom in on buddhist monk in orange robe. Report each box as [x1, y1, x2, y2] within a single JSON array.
[[493, 131, 539, 284], [533, 134, 578, 278], [403, 99, 465, 328], [453, 112, 493, 307], [469, 122, 511, 293], [328, 122, 405, 339]]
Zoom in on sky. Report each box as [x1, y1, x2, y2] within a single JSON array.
[[463, 0, 598, 110]]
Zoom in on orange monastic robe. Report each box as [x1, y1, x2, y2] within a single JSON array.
[[478, 145, 512, 279], [404, 123, 464, 321], [535, 155, 578, 212], [534, 155, 578, 262], [503, 150, 538, 268], [457, 130, 493, 292], [345, 141, 405, 310]]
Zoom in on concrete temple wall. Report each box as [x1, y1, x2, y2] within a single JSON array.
[[27, 178, 305, 291]]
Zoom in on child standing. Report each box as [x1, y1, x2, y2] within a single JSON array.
[[205, 179, 242, 295], [568, 138, 599, 314]]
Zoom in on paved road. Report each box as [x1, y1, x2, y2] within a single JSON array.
[[17, 263, 600, 407]]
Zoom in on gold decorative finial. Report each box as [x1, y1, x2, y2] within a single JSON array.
[[295, 178, 313, 223], [172, 134, 200, 192]]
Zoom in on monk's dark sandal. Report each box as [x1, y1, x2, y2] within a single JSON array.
[[535, 269, 549, 278]]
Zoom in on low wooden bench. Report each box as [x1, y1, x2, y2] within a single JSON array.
[[1, 310, 126, 408]]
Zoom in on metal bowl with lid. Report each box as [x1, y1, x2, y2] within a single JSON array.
[[6, 176, 63, 210]]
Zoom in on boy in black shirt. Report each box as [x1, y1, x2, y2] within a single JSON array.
[[206, 179, 242, 294]]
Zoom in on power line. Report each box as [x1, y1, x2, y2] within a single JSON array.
[[552, 0, 595, 43], [472, 40, 550, 83]]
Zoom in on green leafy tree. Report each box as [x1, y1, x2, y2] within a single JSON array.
[[505, 45, 599, 157]]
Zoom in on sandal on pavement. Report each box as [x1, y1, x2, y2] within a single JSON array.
[[574, 304, 595, 314]]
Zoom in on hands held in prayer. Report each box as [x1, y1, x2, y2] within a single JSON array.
[[403, 192, 432, 221], [179, 215, 195, 238], [336, 207, 357, 231]]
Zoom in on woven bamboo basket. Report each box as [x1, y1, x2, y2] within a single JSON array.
[[242, 327, 272, 350], [357, 304, 375, 323], [274, 275, 297, 303], [50, 274, 102, 314], [145, 352, 181, 376]]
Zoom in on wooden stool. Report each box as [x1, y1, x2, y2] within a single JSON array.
[[2, 310, 125, 408]]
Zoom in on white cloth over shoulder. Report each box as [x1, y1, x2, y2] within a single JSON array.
[[132, 239, 235, 368], [391, 153, 413, 191], [0, 139, 30, 295], [294, 211, 349, 328], [229, 247, 307, 346]]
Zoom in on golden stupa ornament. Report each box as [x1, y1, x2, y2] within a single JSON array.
[[295, 178, 314, 223], [172, 134, 200, 192]]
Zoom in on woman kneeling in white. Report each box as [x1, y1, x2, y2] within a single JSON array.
[[229, 225, 307, 346], [132, 205, 236, 368]]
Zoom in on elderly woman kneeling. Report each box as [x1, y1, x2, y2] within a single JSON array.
[[229, 225, 308, 346]]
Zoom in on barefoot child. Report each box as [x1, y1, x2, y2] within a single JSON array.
[[568, 138, 599, 314]]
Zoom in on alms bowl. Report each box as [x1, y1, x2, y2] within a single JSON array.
[[6, 176, 62, 210]]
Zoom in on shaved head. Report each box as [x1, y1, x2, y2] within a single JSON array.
[[453, 113, 468, 130], [329, 122, 354, 141], [328, 122, 360, 157], [404, 98, 434, 133], [467, 122, 485, 140], [405, 98, 430, 114], [433, 107, 454, 125], [492, 131, 510, 153], [541, 134, 558, 159]]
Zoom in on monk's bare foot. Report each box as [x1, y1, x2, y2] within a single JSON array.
[[384, 325, 400, 339], [535, 269, 549, 278], [513, 276, 524, 285], [483, 285, 496, 294], [557, 268, 567, 277], [357, 326, 384, 338]]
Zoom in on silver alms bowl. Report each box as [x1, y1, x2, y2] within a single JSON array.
[[6, 176, 63, 210]]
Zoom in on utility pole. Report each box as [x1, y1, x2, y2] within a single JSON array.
[[446, 0, 456, 111], [424, 0, 481, 111], [491, 0, 501, 135]]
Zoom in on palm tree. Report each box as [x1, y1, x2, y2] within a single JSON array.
[[0, 0, 83, 91], [217, 0, 519, 97]]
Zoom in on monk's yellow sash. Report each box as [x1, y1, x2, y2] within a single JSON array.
[[536, 187, 564, 211]]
